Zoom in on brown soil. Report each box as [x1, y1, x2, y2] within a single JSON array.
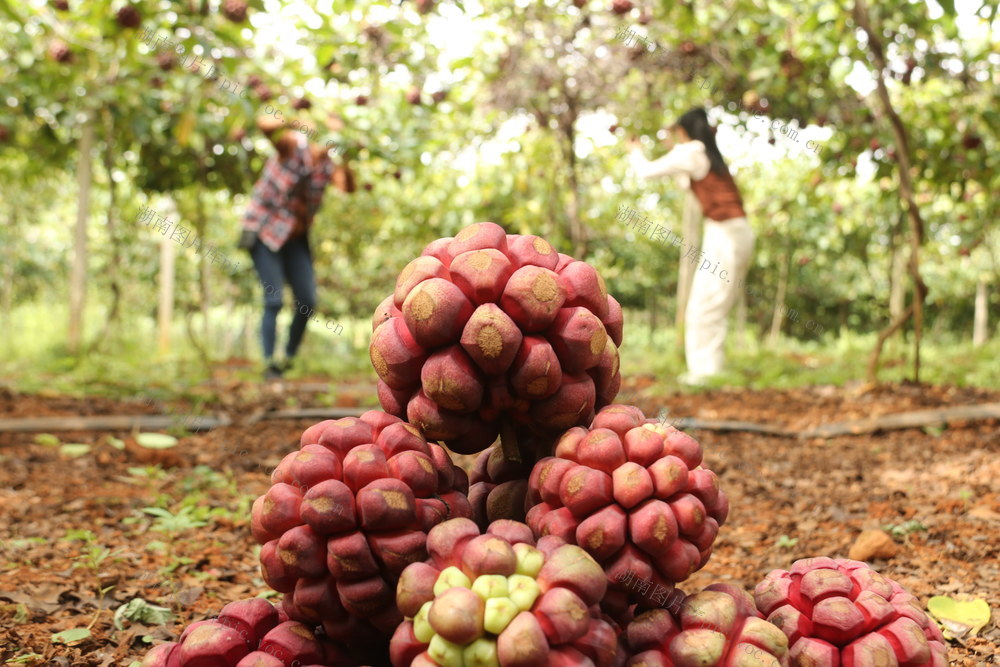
[[0, 382, 997, 665]]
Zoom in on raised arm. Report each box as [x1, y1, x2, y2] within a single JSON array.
[[629, 140, 711, 181], [256, 115, 297, 160]]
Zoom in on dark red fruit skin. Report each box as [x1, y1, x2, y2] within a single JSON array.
[[251, 412, 471, 639], [376, 224, 622, 456], [754, 557, 948, 667]]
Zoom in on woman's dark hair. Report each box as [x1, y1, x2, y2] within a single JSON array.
[[676, 108, 729, 176]]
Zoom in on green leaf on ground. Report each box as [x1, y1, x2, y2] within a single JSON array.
[[51, 628, 91, 644], [113, 598, 173, 630], [58, 443, 91, 458], [34, 433, 60, 447], [135, 433, 179, 449]]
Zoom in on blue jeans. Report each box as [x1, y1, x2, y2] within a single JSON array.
[[249, 236, 316, 361]]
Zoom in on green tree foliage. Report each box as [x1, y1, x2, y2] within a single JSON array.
[[0, 0, 996, 375]]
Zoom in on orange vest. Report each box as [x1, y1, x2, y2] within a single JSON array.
[[690, 169, 746, 221]]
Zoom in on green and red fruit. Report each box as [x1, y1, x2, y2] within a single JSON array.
[[391, 518, 618, 666]]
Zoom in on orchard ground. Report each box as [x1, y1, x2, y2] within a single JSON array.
[[0, 371, 997, 665]]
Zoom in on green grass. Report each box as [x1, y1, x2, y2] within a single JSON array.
[[617, 310, 1000, 392], [2, 302, 998, 400]]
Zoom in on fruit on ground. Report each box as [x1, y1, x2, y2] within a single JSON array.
[[525, 404, 728, 609], [371, 222, 623, 457], [250, 411, 471, 644], [116, 4, 141, 28], [222, 0, 248, 23], [141, 598, 351, 666], [624, 583, 789, 666], [754, 557, 947, 666], [390, 518, 619, 666]]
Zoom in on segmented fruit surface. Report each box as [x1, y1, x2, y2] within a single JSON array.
[[250, 411, 471, 644], [525, 404, 728, 608], [753, 557, 947, 667], [625, 583, 790, 666], [371, 222, 623, 456], [391, 518, 620, 667], [140, 598, 352, 666]]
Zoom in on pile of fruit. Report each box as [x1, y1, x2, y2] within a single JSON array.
[[143, 223, 948, 666]]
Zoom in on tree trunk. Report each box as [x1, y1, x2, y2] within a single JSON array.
[[193, 166, 212, 348], [563, 126, 587, 258], [888, 211, 907, 319], [158, 231, 176, 354], [648, 288, 656, 333], [675, 191, 702, 340], [1, 210, 14, 334], [768, 250, 790, 344], [855, 0, 929, 384], [68, 115, 95, 354], [88, 109, 124, 353], [973, 279, 988, 347]]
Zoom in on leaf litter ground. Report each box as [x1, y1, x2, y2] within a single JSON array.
[[0, 381, 997, 665]]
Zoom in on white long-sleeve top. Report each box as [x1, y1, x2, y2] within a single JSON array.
[[628, 140, 711, 185]]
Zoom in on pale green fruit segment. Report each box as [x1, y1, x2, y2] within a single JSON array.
[[428, 634, 465, 667], [513, 543, 544, 577], [472, 574, 509, 600], [483, 597, 520, 635], [434, 566, 473, 596], [672, 628, 727, 664], [414, 601, 436, 643], [463, 637, 500, 667], [506, 574, 541, 611]]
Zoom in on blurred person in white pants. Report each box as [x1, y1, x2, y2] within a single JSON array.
[[627, 108, 755, 384]]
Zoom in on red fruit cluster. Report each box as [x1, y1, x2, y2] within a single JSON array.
[[142, 598, 348, 666], [371, 222, 623, 456], [624, 583, 789, 666], [754, 557, 947, 666], [250, 411, 471, 643], [525, 405, 728, 606], [390, 518, 619, 666]]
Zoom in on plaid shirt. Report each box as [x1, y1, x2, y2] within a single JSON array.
[[242, 136, 334, 251]]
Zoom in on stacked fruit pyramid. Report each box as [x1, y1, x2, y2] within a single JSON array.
[[144, 223, 948, 666]]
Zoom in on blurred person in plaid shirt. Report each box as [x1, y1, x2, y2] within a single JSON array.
[[241, 114, 346, 380]]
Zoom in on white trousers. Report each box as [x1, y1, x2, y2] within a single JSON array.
[[684, 216, 755, 379]]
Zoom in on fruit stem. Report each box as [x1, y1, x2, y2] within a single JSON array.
[[499, 419, 521, 464]]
